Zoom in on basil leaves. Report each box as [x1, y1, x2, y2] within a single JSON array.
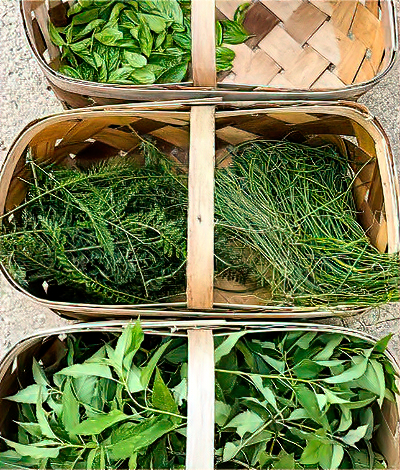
[[50, 0, 250, 84]]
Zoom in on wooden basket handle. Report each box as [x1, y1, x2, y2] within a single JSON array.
[[186, 329, 215, 470], [187, 106, 216, 309], [191, 0, 217, 87]]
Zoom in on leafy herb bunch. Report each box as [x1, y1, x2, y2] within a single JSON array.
[[214, 141, 400, 307], [49, 0, 251, 85], [0, 141, 188, 304], [0, 322, 188, 469], [214, 330, 399, 469]]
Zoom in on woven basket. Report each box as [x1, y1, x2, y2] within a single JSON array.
[[0, 321, 398, 468], [21, 0, 398, 108], [0, 101, 398, 319]]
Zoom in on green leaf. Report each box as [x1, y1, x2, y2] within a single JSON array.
[[32, 359, 49, 387], [5, 384, 47, 404], [341, 424, 369, 446], [216, 46, 235, 72], [108, 66, 135, 83], [56, 362, 112, 379], [139, 14, 167, 33], [36, 393, 57, 439], [75, 409, 129, 435], [95, 28, 124, 46], [108, 416, 176, 460], [234, 3, 251, 24], [59, 65, 82, 79], [215, 332, 246, 363], [216, 21, 223, 47], [261, 354, 285, 374], [138, 22, 153, 57], [115, 321, 144, 374], [313, 335, 343, 361], [222, 442, 240, 462], [294, 385, 330, 431], [126, 364, 145, 394], [49, 22, 65, 47], [124, 51, 147, 68], [224, 410, 263, 438], [249, 375, 278, 410], [130, 66, 156, 84], [323, 354, 370, 384], [141, 340, 171, 388], [373, 333, 393, 353], [293, 359, 323, 379], [330, 445, 345, 470], [221, 20, 250, 45], [300, 439, 321, 465], [157, 60, 188, 83], [62, 379, 80, 434], [370, 359, 386, 406], [1, 440, 60, 459], [272, 451, 295, 470], [215, 400, 231, 426], [71, 8, 100, 25], [152, 368, 179, 415]]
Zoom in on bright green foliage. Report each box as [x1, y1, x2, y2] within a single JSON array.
[[0, 322, 188, 469], [214, 140, 400, 307], [50, 0, 250, 84], [0, 141, 188, 304], [214, 330, 398, 469]]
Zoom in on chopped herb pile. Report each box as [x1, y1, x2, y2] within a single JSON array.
[[214, 330, 399, 469], [0, 322, 188, 469], [0, 139, 398, 308], [49, 0, 251, 84]]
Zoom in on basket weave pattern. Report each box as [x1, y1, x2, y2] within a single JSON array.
[[217, 0, 388, 89]]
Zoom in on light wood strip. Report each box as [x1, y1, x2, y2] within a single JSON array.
[[191, 0, 216, 87], [187, 106, 215, 309], [186, 329, 215, 470]]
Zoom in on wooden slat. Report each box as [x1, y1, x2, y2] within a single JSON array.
[[150, 126, 190, 149], [186, 329, 215, 470], [227, 45, 281, 86], [284, 46, 330, 89], [284, 2, 327, 44], [258, 25, 303, 70], [261, 0, 303, 22], [187, 106, 215, 309], [191, 0, 216, 87]]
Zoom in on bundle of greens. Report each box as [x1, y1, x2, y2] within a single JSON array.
[[0, 139, 398, 308], [0, 322, 188, 469], [49, 0, 250, 84], [0, 142, 188, 304], [214, 141, 400, 307], [214, 330, 399, 469]]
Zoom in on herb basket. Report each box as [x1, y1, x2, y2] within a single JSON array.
[[21, 0, 398, 108], [0, 101, 398, 319], [0, 321, 398, 468]]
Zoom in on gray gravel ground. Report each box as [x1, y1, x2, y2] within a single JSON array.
[[0, 0, 399, 358]]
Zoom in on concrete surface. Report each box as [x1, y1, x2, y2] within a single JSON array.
[[0, 0, 399, 358]]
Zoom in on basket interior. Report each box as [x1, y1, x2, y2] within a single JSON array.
[[216, 0, 394, 89], [0, 327, 398, 467], [24, 0, 395, 91], [213, 107, 391, 305], [5, 110, 190, 213]]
